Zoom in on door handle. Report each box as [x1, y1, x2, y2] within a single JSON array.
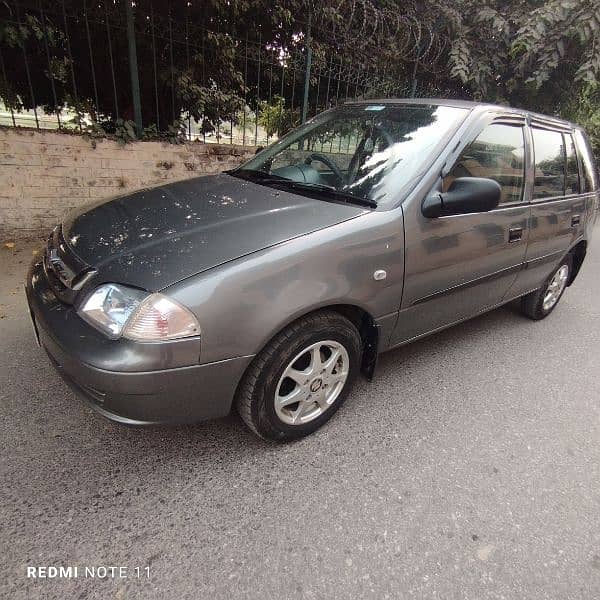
[[571, 214, 581, 227], [508, 227, 523, 243]]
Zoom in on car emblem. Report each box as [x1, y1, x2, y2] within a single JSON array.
[[310, 378, 323, 393], [48, 248, 74, 288]]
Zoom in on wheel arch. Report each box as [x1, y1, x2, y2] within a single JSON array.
[[325, 304, 379, 380], [243, 303, 380, 384], [567, 239, 587, 286]]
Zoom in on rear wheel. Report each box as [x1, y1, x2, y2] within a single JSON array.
[[235, 311, 362, 441], [520, 255, 572, 320]]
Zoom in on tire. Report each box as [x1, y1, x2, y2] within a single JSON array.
[[520, 254, 572, 320], [235, 310, 362, 441]]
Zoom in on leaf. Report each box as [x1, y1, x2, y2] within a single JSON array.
[[4, 242, 15, 249], [124, 121, 136, 139]]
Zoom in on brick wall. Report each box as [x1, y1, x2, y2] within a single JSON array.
[[0, 128, 256, 239]]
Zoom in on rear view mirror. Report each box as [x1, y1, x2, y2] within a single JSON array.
[[422, 177, 501, 218]]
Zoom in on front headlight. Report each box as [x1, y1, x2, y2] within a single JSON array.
[[78, 284, 200, 341]]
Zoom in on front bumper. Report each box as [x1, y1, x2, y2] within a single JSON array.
[[25, 259, 253, 425]]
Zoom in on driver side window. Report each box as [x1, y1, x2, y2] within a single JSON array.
[[443, 123, 525, 205]]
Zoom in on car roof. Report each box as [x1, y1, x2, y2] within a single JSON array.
[[343, 97, 577, 130]]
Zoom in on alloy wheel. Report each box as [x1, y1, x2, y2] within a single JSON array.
[[542, 264, 569, 311], [274, 340, 350, 426]]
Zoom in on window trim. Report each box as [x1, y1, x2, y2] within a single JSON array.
[[573, 128, 599, 193], [529, 116, 572, 134], [563, 132, 581, 196]]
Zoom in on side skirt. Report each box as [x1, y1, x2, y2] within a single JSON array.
[[381, 290, 538, 355]]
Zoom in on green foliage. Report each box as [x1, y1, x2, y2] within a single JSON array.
[[511, 0, 600, 86], [80, 119, 137, 147], [1, 0, 600, 154], [81, 118, 186, 146], [257, 96, 300, 138], [142, 120, 187, 145], [443, 0, 600, 155], [563, 85, 600, 158]]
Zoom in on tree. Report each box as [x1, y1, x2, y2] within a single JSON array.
[[444, 1, 600, 111], [0, 0, 455, 136], [257, 96, 300, 137], [0, 1, 307, 133], [1, 0, 599, 154]]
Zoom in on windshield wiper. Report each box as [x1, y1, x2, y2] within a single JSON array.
[[227, 169, 377, 209], [270, 180, 377, 208]]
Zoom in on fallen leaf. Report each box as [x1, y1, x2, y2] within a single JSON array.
[[4, 242, 15, 249], [477, 544, 496, 561]]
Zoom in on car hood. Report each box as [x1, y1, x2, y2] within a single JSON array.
[[63, 174, 367, 290]]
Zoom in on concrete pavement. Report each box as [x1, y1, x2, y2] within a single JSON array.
[[1, 234, 599, 599]]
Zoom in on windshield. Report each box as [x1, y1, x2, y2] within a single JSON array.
[[234, 103, 468, 208]]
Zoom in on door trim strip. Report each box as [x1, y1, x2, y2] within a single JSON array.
[[411, 263, 523, 306], [411, 248, 567, 306]]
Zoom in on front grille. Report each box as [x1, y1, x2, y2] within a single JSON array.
[[43, 226, 95, 304]]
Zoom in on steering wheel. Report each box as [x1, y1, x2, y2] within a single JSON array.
[[304, 153, 346, 187], [347, 124, 394, 185]]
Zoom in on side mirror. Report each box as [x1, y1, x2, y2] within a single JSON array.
[[422, 177, 501, 218], [254, 146, 264, 154]]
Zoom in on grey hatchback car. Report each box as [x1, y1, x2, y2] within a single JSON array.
[[26, 99, 598, 440]]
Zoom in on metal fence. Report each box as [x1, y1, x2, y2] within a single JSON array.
[[0, 0, 446, 146]]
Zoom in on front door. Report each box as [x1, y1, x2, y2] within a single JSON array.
[[391, 117, 530, 345]]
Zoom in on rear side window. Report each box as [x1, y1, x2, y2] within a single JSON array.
[[565, 134, 580, 194], [444, 123, 525, 204], [532, 128, 565, 199], [574, 129, 598, 192]]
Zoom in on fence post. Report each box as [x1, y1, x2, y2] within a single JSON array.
[[301, 9, 312, 124], [125, 0, 143, 135], [14, 0, 39, 129], [410, 42, 423, 98]]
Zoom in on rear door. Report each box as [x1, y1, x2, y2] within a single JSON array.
[[510, 120, 588, 296], [391, 113, 531, 345]]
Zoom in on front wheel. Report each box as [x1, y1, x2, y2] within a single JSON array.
[[235, 311, 362, 441], [520, 255, 572, 320]]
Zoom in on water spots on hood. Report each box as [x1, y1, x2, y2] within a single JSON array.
[[63, 173, 365, 289], [112, 232, 129, 247]]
